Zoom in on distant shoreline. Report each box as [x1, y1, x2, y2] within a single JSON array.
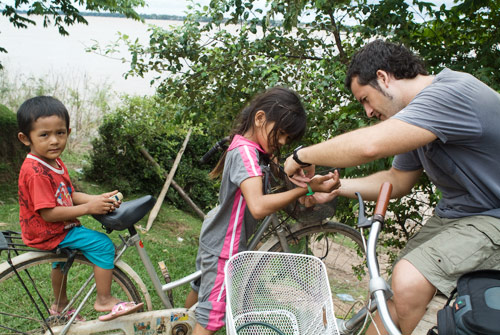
[[82, 11, 195, 22], [13, 10, 203, 22]]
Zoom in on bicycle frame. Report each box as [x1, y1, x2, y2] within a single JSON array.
[[41, 201, 308, 334]]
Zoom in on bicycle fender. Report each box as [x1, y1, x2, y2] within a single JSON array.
[[115, 259, 153, 311]]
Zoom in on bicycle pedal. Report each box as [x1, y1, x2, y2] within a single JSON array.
[[158, 261, 171, 284], [45, 315, 68, 328], [158, 261, 174, 305]]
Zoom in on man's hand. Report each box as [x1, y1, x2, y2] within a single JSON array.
[[299, 170, 341, 207], [308, 170, 340, 193], [284, 154, 315, 187]]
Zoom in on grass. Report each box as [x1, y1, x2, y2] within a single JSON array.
[[0, 153, 215, 332]]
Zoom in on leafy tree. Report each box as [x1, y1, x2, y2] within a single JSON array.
[[0, 0, 146, 68], [93, 0, 498, 252]]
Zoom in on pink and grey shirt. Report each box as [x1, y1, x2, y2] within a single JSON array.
[[198, 135, 267, 259]]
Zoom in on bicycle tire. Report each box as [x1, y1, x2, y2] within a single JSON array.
[[259, 221, 371, 324], [0, 251, 141, 334]]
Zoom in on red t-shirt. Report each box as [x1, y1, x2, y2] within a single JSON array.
[[18, 154, 80, 250]]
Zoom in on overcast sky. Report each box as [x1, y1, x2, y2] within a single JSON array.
[[138, 0, 455, 16], [1, 0, 457, 16], [139, 0, 211, 15]]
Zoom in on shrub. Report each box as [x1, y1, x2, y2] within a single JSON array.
[[0, 104, 26, 201], [84, 95, 220, 213]]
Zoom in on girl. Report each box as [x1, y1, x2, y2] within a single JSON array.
[[186, 87, 341, 334]]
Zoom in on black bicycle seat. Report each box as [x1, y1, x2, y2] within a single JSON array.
[[93, 195, 156, 232]]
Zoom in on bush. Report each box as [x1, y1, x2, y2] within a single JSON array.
[[84, 95, 220, 213], [0, 104, 26, 201]]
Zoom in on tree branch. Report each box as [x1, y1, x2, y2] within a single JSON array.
[[328, 12, 347, 64]]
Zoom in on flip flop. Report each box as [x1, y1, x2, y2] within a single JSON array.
[[98, 301, 144, 322], [49, 308, 86, 322]]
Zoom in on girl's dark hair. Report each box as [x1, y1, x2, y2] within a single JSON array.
[[210, 87, 306, 178], [345, 39, 428, 92], [17, 96, 70, 138]]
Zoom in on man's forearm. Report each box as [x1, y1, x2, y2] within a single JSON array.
[[339, 168, 422, 201], [295, 119, 437, 168]]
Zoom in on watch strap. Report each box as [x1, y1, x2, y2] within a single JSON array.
[[293, 145, 311, 167]]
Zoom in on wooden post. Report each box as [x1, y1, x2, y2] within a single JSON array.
[[138, 146, 205, 220], [146, 128, 192, 231]]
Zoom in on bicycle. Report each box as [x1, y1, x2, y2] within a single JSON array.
[[224, 182, 399, 335], [0, 150, 368, 334]]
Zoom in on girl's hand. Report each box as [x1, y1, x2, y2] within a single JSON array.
[[299, 190, 340, 208]]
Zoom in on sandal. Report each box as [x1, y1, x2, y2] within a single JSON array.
[[98, 301, 144, 322], [49, 308, 86, 322]]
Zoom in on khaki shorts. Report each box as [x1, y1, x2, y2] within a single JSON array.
[[397, 214, 500, 297]]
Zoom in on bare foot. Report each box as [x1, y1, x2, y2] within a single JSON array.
[[94, 297, 122, 312]]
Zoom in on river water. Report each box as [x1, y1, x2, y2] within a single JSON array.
[[0, 15, 185, 96]]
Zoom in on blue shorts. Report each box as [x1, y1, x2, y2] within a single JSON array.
[[53, 226, 115, 270]]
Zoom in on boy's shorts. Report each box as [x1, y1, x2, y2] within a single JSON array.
[[191, 247, 227, 332], [53, 226, 115, 270], [397, 214, 500, 296]]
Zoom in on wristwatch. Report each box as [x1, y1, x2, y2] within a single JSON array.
[[292, 145, 311, 167]]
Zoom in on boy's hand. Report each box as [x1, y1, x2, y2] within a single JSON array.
[[86, 191, 120, 215], [102, 190, 122, 210]]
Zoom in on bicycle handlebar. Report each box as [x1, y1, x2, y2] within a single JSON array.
[[199, 137, 230, 164], [341, 182, 401, 335], [370, 182, 401, 335], [374, 182, 392, 218]]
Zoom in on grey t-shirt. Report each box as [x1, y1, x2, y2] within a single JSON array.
[[199, 135, 265, 258], [392, 68, 500, 219]]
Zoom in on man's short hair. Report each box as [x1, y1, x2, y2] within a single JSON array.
[[344, 39, 428, 91]]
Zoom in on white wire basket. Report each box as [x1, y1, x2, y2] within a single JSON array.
[[224, 251, 340, 335]]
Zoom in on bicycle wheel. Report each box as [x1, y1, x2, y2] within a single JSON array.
[[0, 251, 141, 334], [260, 221, 372, 322]]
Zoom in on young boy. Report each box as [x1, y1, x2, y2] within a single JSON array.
[[17, 96, 143, 322]]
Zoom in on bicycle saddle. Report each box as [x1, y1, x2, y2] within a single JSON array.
[[93, 195, 156, 232]]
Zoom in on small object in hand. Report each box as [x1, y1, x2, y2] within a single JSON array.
[[306, 183, 314, 196], [109, 192, 123, 202]]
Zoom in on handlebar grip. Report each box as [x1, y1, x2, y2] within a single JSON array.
[[374, 182, 392, 217], [200, 137, 230, 164]]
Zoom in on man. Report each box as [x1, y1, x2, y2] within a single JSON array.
[[284, 39, 500, 334]]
